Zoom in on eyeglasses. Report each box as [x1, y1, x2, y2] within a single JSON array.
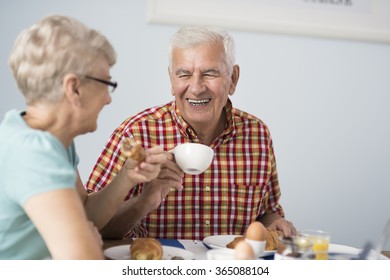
[[85, 75, 118, 93]]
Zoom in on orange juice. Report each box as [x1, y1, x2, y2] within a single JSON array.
[[311, 238, 330, 260], [299, 230, 331, 260]]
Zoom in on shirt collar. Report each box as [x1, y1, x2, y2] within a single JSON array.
[[170, 99, 236, 145]]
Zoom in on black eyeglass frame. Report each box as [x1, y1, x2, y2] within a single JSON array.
[[85, 75, 118, 93]]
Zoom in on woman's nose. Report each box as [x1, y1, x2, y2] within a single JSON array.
[[106, 93, 112, 105]]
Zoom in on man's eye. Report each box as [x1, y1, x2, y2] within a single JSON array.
[[204, 73, 218, 78], [178, 74, 190, 78]]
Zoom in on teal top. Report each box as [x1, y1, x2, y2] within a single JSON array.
[[0, 110, 78, 259]]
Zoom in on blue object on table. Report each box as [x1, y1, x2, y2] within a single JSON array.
[[158, 239, 186, 249], [263, 254, 274, 260], [202, 242, 212, 250]]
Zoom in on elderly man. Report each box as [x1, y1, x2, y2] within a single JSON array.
[[87, 26, 296, 241]]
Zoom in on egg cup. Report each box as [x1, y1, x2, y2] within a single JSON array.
[[245, 238, 266, 258], [207, 249, 235, 260]]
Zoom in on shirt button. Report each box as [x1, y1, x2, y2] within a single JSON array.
[[205, 220, 210, 226], [205, 186, 211, 192]]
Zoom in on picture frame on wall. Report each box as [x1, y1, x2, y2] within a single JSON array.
[[147, 0, 390, 44]]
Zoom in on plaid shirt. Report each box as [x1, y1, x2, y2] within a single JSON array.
[[86, 99, 285, 240]]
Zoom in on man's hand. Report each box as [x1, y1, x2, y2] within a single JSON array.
[[137, 154, 184, 211], [259, 213, 297, 237], [267, 218, 297, 237]]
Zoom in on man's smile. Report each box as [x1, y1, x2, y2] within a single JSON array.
[[186, 98, 211, 106]]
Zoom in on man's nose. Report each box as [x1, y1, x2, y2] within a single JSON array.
[[189, 75, 206, 95]]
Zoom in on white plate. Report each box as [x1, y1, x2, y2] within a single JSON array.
[[104, 245, 195, 260], [274, 244, 389, 260], [329, 244, 389, 260], [329, 244, 359, 254], [274, 244, 360, 260], [202, 235, 275, 257]]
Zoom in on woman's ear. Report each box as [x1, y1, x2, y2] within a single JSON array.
[[229, 65, 240, 96], [63, 74, 81, 106]]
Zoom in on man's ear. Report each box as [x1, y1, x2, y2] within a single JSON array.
[[229, 65, 240, 96], [168, 67, 172, 78], [63, 74, 81, 106], [168, 67, 175, 96]]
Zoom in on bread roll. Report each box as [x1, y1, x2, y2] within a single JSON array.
[[120, 138, 146, 163], [130, 238, 163, 260]]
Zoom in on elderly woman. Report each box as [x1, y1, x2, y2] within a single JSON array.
[[0, 15, 168, 260]]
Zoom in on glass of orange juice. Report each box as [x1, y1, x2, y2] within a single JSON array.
[[299, 230, 331, 260]]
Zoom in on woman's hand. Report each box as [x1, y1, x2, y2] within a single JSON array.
[[122, 145, 169, 184]]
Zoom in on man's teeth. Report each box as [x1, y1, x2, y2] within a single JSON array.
[[187, 99, 211, 106]]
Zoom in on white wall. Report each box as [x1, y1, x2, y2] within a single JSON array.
[[1, 0, 389, 250]]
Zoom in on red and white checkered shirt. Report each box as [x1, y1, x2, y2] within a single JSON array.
[[86, 99, 285, 240]]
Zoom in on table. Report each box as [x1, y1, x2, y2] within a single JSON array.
[[103, 239, 389, 260]]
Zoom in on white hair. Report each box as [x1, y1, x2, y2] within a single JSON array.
[[8, 15, 117, 104], [168, 26, 236, 75]]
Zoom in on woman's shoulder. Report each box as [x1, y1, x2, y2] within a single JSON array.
[[2, 124, 71, 176], [2, 129, 76, 206], [15, 129, 64, 156]]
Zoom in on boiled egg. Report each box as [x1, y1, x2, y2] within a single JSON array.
[[245, 221, 267, 241], [234, 240, 255, 260]]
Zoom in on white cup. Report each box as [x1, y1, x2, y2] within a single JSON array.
[[170, 143, 214, 175]]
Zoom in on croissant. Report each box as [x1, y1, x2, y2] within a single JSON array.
[[226, 236, 245, 249], [120, 138, 146, 163], [226, 229, 284, 251], [130, 238, 163, 260], [265, 229, 284, 251]]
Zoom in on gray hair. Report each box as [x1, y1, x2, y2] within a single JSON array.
[[8, 15, 117, 104], [168, 26, 236, 75]]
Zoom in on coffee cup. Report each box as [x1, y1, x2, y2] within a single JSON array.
[[170, 143, 214, 175]]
